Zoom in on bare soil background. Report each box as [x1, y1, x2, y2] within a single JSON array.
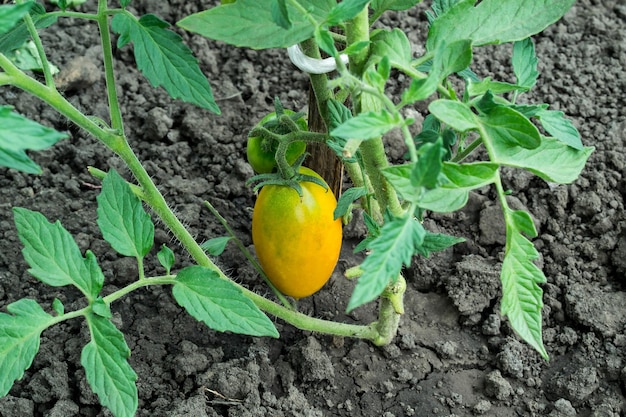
[[1, 1, 625, 416]]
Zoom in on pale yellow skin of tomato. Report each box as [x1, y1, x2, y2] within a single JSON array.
[[252, 167, 342, 299]]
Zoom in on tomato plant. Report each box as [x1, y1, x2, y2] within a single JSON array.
[[246, 109, 307, 174], [252, 167, 342, 299], [0, 1, 594, 416]]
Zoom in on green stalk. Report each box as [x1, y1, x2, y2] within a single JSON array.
[[17, 0, 55, 89], [345, 9, 403, 220], [97, 0, 124, 132], [341, 8, 406, 345]]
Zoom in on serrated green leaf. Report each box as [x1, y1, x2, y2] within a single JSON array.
[[0, 2, 33, 36], [177, 0, 334, 50], [489, 136, 593, 184], [512, 37, 538, 90], [370, 29, 413, 72], [314, 26, 337, 57], [327, 98, 352, 130], [0, 106, 67, 174], [200, 236, 232, 256], [82, 313, 138, 417], [13, 208, 104, 300], [402, 76, 440, 104], [331, 111, 401, 141], [535, 109, 583, 150], [0, 299, 54, 397], [0, 3, 56, 54], [348, 216, 425, 311], [111, 13, 219, 114], [157, 245, 175, 274], [501, 209, 548, 359], [418, 162, 497, 212], [96, 170, 154, 258], [173, 266, 278, 337], [326, 0, 370, 25], [334, 187, 368, 220], [428, 99, 478, 132], [427, 0, 575, 50], [415, 232, 465, 257]]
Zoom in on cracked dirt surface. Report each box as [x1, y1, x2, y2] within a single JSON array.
[[1, 0, 625, 416]]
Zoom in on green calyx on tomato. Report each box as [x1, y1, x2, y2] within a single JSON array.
[[246, 109, 307, 174], [252, 167, 342, 299]]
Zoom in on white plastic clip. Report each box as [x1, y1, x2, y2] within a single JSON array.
[[287, 44, 349, 74]]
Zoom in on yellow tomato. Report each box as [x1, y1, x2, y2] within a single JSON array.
[[252, 167, 342, 299]]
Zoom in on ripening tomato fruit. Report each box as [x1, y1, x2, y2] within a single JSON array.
[[246, 110, 307, 174], [252, 167, 342, 299]]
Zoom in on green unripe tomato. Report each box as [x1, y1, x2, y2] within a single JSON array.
[[246, 110, 307, 174], [221, 0, 236, 4]]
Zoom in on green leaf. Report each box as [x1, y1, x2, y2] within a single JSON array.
[[427, 0, 575, 50], [467, 77, 526, 96], [314, 26, 337, 57], [535, 109, 583, 150], [371, 0, 422, 12], [120, 0, 131, 7], [111, 13, 220, 114], [428, 99, 478, 132], [157, 245, 175, 274], [334, 186, 368, 220], [92, 298, 113, 319], [370, 29, 413, 72], [402, 76, 440, 104], [173, 266, 279, 337], [6, 40, 60, 74], [415, 232, 465, 257], [0, 299, 54, 397], [326, 0, 370, 26], [348, 216, 425, 311], [82, 313, 138, 417], [0, 2, 33, 36], [500, 208, 548, 359], [52, 298, 65, 316], [96, 170, 154, 258], [490, 135, 593, 184], [48, 0, 87, 8], [0, 106, 67, 174], [0, 3, 57, 54], [418, 162, 497, 212], [479, 105, 541, 149], [177, 0, 334, 50], [200, 236, 232, 257], [512, 37, 538, 90], [13, 208, 104, 300], [331, 111, 401, 140], [412, 139, 444, 189], [271, 0, 291, 29]]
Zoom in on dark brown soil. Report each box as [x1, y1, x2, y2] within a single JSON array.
[[1, 1, 625, 416]]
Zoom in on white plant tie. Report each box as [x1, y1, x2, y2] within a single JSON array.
[[287, 44, 349, 74]]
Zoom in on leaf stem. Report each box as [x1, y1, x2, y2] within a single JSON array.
[[20, 3, 56, 89]]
